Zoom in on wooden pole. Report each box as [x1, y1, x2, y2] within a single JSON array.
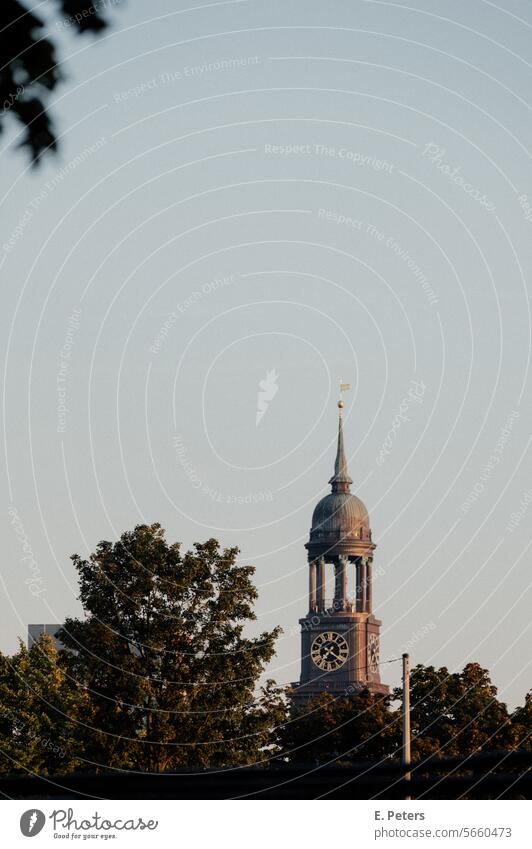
[[402, 653, 411, 795]]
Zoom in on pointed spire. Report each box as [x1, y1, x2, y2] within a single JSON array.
[[329, 397, 353, 493]]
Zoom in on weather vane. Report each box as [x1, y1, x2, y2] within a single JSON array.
[[338, 379, 351, 410]]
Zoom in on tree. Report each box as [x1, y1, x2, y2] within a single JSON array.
[[394, 663, 516, 759], [280, 661, 521, 770], [511, 692, 532, 750], [1, 1, 114, 162], [58, 524, 283, 771], [280, 690, 398, 765], [0, 634, 85, 775]]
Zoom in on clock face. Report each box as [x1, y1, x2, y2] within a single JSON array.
[[368, 634, 380, 673], [311, 631, 349, 671]]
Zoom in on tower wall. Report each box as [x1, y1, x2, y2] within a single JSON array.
[[294, 399, 388, 702]]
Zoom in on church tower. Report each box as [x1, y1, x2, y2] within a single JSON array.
[[293, 389, 388, 701]]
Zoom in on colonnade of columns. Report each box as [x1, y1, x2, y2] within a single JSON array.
[[308, 555, 372, 613]]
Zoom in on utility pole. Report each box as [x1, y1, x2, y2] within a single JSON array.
[[402, 653, 411, 795]]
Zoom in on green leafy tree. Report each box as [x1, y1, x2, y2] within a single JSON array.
[[280, 690, 398, 765], [0, 634, 85, 775], [395, 663, 516, 759], [1, 1, 114, 162], [58, 523, 284, 771], [510, 692, 532, 750], [282, 662, 521, 769]]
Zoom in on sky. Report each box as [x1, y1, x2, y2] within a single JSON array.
[[1, 0, 532, 708]]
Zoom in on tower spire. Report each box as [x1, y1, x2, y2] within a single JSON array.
[[329, 381, 353, 493]]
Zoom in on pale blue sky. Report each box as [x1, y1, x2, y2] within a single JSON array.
[[2, 0, 532, 707]]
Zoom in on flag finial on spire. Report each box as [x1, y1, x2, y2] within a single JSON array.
[[329, 380, 353, 492]]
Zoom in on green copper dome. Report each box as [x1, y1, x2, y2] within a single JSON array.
[[306, 405, 373, 556], [311, 491, 370, 537]]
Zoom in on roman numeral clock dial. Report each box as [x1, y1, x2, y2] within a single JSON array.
[[368, 634, 380, 673], [311, 631, 349, 671]]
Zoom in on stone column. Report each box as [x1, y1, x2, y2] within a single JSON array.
[[366, 558, 372, 613], [355, 557, 361, 611], [359, 557, 367, 613], [333, 560, 340, 610], [340, 555, 348, 610], [309, 559, 317, 612], [317, 556, 326, 612]]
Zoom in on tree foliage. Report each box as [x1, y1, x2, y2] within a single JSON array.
[[58, 523, 283, 771], [510, 692, 532, 750], [393, 663, 516, 759], [0, 634, 84, 775], [0, 519, 531, 778], [280, 662, 526, 767], [1, 1, 113, 162], [280, 690, 399, 764]]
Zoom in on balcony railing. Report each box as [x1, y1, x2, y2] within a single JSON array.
[[309, 597, 366, 614]]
